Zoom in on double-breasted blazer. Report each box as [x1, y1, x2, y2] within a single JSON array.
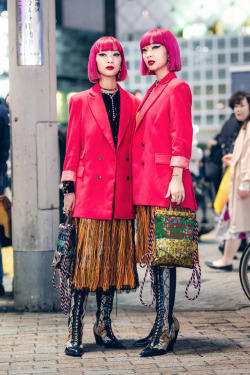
[[229, 121, 250, 233], [132, 72, 197, 211], [61, 84, 140, 220]]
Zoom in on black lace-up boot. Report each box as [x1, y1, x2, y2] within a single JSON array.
[[140, 267, 179, 357], [93, 289, 124, 349], [65, 289, 88, 357]]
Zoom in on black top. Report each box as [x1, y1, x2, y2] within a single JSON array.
[[63, 89, 120, 195]]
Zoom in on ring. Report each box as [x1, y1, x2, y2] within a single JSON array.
[[172, 196, 176, 199], [63, 207, 69, 213]]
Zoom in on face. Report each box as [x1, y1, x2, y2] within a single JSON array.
[[96, 50, 122, 78], [142, 44, 168, 72], [234, 98, 250, 122]]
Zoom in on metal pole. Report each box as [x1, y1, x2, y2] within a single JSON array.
[[8, 0, 60, 311]]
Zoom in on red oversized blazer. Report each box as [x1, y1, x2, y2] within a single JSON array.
[[61, 84, 140, 219], [132, 72, 197, 211]]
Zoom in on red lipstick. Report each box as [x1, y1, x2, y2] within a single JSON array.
[[148, 60, 155, 66], [106, 66, 114, 70]]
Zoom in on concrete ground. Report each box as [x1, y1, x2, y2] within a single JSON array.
[[0, 232, 250, 374]]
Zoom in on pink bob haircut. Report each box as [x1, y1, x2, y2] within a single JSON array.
[[140, 29, 182, 75], [88, 36, 128, 83]]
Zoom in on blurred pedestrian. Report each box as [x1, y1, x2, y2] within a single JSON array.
[[206, 92, 250, 271], [132, 29, 197, 357], [61, 36, 140, 357], [0, 94, 10, 296]]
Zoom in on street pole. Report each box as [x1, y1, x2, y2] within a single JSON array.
[[8, 0, 60, 311]]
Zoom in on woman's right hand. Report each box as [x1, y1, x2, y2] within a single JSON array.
[[64, 193, 75, 216], [222, 153, 233, 166]]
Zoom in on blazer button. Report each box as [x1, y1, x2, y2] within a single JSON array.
[[98, 175, 102, 179], [142, 142, 145, 147], [126, 158, 129, 162], [99, 156, 103, 160], [126, 176, 130, 180], [141, 161, 144, 165]]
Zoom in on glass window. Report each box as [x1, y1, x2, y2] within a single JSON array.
[[218, 38, 225, 49], [180, 41, 188, 51], [193, 86, 201, 95], [243, 36, 250, 47], [193, 41, 200, 51], [230, 53, 238, 64], [218, 84, 226, 94], [205, 40, 213, 49], [146, 75, 153, 83], [193, 55, 201, 66], [217, 100, 226, 110], [181, 71, 188, 81], [193, 101, 201, 110], [206, 100, 214, 109], [218, 54, 226, 64], [135, 60, 140, 69], [126, 61, 130, 69], [218, 69, 226, 79], [123, 46, 129, 55], [243, 52, 250, 63], [193, 115, 201, 125], [230, 37, 238, 48], [193, 71, 200, 80], [206, 70, 213, 80], [205, 55, 213, 65], [206, 115, 214, 125], [206, 85, 213, 95], [219, 114, 226, 123], [182, 56, 188, 66]]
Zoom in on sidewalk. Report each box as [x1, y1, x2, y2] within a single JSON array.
[[0, 234, 249, 374]]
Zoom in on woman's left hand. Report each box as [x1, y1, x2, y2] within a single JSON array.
[[165, 176, 185, 205], [238, 189, 250, 199]]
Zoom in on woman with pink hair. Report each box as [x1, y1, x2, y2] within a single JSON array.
[[61, 36, 140, 357], [132, 29, 197, 356]]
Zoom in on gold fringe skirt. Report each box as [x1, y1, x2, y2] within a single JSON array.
[[136, 205, 193, 263], [71, 217, 138, 292]]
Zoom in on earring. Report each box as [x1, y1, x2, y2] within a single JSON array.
[[117, 67, 121, 79], [148, 68, 151, 73]]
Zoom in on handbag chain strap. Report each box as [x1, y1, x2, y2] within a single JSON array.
[[52, 224, 74, 315], [185, 220, 202, 300], [139, 213, 156, 307]]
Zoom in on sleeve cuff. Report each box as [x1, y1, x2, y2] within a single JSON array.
[[170, 156, 189, 169], [239, 180, 250, 191], [61, 170, 76, 183]]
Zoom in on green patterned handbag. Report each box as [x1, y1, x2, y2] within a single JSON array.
[[139, 204, 201, 306], [153, 208, 197, 268]]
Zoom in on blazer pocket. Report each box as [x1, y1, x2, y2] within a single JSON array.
[[155, 153, 171, 165], [76, 166, 85, 178]]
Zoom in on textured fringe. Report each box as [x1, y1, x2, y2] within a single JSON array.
[[71, 218, 138, 292], [136, 205, 193, 263]]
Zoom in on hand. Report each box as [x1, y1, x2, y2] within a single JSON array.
[[222, 153, 233, 166], [165, 176, 185, 205], [63, 193, 75, 216], [238, 189, 250, 200]]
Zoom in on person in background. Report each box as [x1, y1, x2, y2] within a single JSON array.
[[206, 92, 250, 271], [0, 94, 10, 296], [132, 28, 197, 357], [61, 36, 140, 357]]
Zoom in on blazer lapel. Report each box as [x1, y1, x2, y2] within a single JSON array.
[[88, 84, 115, 152], [116, 85, 132, 150], [136, 72, 177, 130]]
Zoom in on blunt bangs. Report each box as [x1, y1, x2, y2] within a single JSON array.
[[140, 29, 182, 76], [88, 36, 128, 83]]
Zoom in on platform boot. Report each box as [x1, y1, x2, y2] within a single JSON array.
[[93, 289, 124, 349], [65, 289, 88, 357]]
